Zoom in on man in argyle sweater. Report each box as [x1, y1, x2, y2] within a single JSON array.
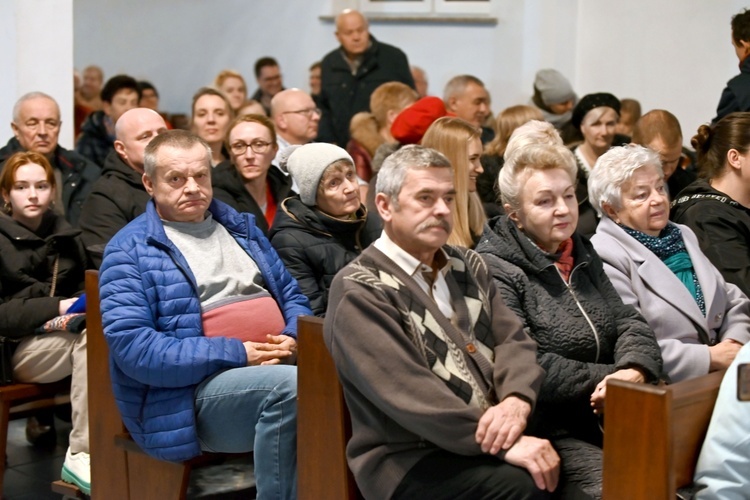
[[325, 145, 559, 500]]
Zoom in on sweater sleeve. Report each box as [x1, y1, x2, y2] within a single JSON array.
[[100, 241, 248, 388], [468, 250, 544, 407], [326, 278, 488, 456]]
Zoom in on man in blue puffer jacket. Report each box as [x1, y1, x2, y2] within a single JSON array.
[[99, 130, 311, 500]]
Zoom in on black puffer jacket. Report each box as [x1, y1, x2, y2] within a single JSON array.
[[0, 211, 87, 338], [671, 179, 750, 298], [79, 151, 151, 267], [269, 197, 376, 316], [212, 161, 292, 236], [475, 216, 662, 444], [0, 138, 100, 227]]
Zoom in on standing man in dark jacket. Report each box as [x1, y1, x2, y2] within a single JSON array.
[[79, 108, 168, 266], [0, 92, 100, 227], [317, 9, 415, 147], [714, 9, 750, 122]]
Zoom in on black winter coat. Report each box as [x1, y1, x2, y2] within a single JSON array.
[[79, 151, 151, 267], [317, 36, 414, 147], [212, 162, 293, 236], [714, 57, 750, 123], [475, 216, 662, 444], [0, 211, 87, 338], [269, 197, 375, 316], [0, 138, 100, 228], [75, 110, 115, 168], [671, 179, 750, 299]]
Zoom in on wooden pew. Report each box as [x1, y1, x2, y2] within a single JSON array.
[[602, 369, 725, 500], [297, 316, 360, 500], [85, 270, 249, 500]]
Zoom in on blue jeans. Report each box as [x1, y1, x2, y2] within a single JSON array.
[[194, 365, 297, 500]]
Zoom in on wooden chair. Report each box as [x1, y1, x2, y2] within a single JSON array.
[[297, 316, 360, 500], [602, 369, 724, 500], [0, 379, 71, 493], [85, 270, 248, 500]]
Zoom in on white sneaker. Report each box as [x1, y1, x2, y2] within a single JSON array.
[[61, 447, 91, 495]]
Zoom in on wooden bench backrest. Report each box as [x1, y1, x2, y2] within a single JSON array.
[[297, 316, 359, 500], [602, 369, 724, 500], [86, 269, 131, 498]]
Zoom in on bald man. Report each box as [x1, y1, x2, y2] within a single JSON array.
[[317, 9, 414, 146], [271, 88, 321, 153], [79, 108, 168, 266], [0, 92, 100, 227]]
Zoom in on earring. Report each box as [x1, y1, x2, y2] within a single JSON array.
[[2, 201, 10, 214]]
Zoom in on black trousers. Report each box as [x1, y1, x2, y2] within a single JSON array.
[[392, 450, 553, 500]]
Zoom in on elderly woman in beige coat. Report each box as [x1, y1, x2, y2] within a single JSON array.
[[589, 144, 750, 382]]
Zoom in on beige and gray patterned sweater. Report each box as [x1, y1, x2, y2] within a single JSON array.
[[324, 244, 543, 500]]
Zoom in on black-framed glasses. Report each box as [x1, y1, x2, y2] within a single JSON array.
[[230, 140, 273, 156], [282, 108, 322, 119]]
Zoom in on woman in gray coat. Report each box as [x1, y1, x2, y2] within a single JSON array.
[[589, 144, 750, 383]]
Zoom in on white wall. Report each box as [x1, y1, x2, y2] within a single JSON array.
[[575, 0, 747, 144], [61, 0, 750, 148], [0, 0, 74, 148]]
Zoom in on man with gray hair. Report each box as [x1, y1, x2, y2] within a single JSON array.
[[99, 130, 311, 499], [325, 145, 559, 499], [443, 74, 494, 144], [79, 107, 169, 266], [0, 92, 100, 226]]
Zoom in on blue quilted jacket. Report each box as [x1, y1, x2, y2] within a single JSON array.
[[99, 199, 311, 461]]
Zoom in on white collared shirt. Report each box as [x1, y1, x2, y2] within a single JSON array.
[[374, 231, 455, 320]]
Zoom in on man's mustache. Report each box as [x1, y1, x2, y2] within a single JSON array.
[[417, 218, 451, 233]]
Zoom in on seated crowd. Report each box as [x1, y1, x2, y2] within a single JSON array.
[[4, 6, 750, 500]]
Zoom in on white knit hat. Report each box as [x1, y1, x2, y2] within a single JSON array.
[[281, 143, 354, 206]]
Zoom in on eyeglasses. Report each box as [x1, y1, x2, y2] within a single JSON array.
[[229, 140, 273, 156], [282, 108, 322, 119]]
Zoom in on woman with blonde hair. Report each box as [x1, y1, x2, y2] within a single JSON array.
[[479, 106, 544, 215], [213, 69, 248, 113], [191, 87, 235, 166], [421, 116, 486, 247]]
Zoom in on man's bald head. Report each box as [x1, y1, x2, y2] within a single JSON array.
[[335, 9, 370, 59], [271, 89, 320, 144], [114, 108, 168, 173]]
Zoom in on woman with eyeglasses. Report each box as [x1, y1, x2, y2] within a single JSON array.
[[212, 114, 292, 235]]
